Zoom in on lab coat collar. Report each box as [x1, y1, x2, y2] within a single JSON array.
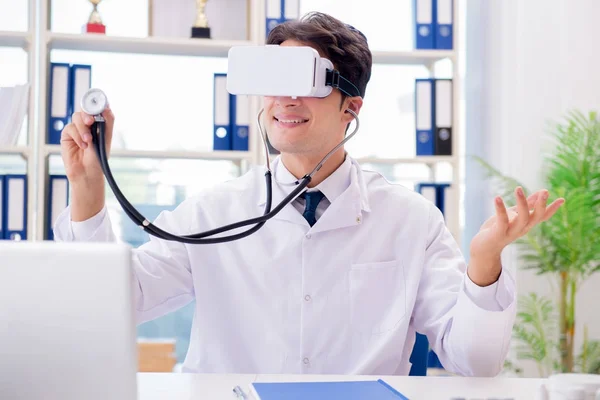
[[256, 155, 371, 229]]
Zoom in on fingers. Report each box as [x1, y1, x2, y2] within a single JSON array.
[[61, 113, 90, 150], [494, 196, 510, 233], [525, 191, 540, 208], [72, 112, 94, 147], [508, 187, 530, 236], [60, 122, 85, 149], [523, 189, 549, 231], [507, 191, 540, 214], [100, 103, 115, 150], [542, 198, 566, 222]]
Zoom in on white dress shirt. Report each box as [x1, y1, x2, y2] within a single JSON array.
[[54, 155, 516, 377]]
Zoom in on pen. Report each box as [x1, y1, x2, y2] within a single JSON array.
[[233, 385, 247, 399]]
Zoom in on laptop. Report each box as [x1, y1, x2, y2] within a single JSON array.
[[0, 241, 138, 400]]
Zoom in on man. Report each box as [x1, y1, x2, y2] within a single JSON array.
[[54, 12, 564, 377]]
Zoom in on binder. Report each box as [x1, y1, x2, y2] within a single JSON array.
[[415, 182, 451, 216], [415, 182, 437, 206], [3, 174, 27, 240], [283, 0, 300, 21], [69, 64, 92, 115], [0, 175, 4, 240], [415, 78, 435, 156], [434, 79, 453, 156], [266, 0, 283, 37], [250, 379, 409, 400], [435, 0, 453, 49], [435, 182, 451, 216], [231, 94, 250, 151], [47, 175, 70, 240], [47, 62, 72, 145], [213, 73, 232, 151], [414, 0, 435, 49]]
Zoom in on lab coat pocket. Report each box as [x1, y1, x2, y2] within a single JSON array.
[[349, 260, 406, 335]]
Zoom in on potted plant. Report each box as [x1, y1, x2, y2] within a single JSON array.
[[473, 110, 600, 376]]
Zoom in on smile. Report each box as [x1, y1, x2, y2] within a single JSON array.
[[274, 117, 309, 127]]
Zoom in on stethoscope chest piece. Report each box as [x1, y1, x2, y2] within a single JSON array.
[[81, 88, 108, 116]]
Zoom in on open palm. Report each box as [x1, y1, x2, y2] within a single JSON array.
[[470, 187, 565, 258]]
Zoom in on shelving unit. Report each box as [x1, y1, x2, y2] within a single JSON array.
[[8, 0, 461, 245], [0, 147, 31, 157], [47, 32, 253, 58], [0, 0, 38, 240], [0, 30, 31, 48], [44, 144, 252, 161], [371, 49, 455, 66]]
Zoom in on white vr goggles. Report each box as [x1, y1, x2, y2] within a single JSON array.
[[226, 45, 361, 99]]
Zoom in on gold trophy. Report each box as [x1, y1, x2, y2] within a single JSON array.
[[191, 0, 211, 38], [84, 0, 106, 34]]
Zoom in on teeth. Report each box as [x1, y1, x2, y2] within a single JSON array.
[[279, 119, 306, 124]]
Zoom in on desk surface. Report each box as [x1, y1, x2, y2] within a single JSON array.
[[136, 373, 545, 400]]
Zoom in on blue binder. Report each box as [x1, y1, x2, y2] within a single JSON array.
[[415, 78, 435, 156], [415, 182, 450, 215], [435, 0, 453, 49], [69, 64, 92, 116], [47, 62, 72, 145], [47, 175, 70, 240], [414, 0, 435, 49], [250, 379, 409, 400], [266, 0, 283, 37], [230, 93, 249, 151], [213, 73, 232, 151], [414, 182, 451, 372], [3, 174, 27, 240]]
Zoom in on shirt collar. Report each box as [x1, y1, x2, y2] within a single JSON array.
[[276, 155, 352, 204], [257, 155, 371, 213]]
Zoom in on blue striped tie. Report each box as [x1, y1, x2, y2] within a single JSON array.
[[301, 191, 325, 227]]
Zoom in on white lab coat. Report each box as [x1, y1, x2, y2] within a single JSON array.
[[54, 155, 517, 377]]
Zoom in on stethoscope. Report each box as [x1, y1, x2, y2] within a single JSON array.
[[80, 88, 360, 244]]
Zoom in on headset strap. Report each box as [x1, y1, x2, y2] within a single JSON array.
[[325, 69, 361, 98]]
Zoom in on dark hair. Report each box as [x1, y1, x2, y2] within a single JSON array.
[[267, 12, 372, 104]]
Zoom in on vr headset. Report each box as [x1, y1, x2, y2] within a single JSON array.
[[226, 45, 361, 99]]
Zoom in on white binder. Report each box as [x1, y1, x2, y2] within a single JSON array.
[[48, 175, 69, 240], [5, 175, 27, 241], [284, 0, 300, 20]]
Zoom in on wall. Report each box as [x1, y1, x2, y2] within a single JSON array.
[[464, 0, 600, 377]]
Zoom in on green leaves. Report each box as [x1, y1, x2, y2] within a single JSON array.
[[473, 110, 600, 278], [512, 293, 557, 377], [474, 109, 600, 376]]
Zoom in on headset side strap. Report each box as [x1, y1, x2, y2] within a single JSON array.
[[325, 69, 361, 98]]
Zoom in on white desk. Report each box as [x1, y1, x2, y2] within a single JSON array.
[[136, 373, 545, 399]]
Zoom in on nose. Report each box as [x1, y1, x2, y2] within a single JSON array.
[[274, 96, 302, 107]]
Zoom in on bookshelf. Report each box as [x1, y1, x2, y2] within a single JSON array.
[[44, 144, 252, 161], [0, 0, 38, 240], [6, 0, 462, 247], [48, 32, 253, 57], [0, 30, 31, 48]]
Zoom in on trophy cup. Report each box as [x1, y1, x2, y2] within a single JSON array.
[[84, 0, 106, 34], [191, 0, 211, 39]]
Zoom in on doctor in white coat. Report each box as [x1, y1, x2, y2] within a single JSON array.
[[53, 12, 565, 377]]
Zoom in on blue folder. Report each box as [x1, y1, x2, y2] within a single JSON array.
[[250, 379, 409, 400]]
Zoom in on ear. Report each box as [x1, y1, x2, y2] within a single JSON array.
[[342, 96, 363, 124]]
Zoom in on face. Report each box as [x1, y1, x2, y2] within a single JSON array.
[[263, 39, 362, 157]]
